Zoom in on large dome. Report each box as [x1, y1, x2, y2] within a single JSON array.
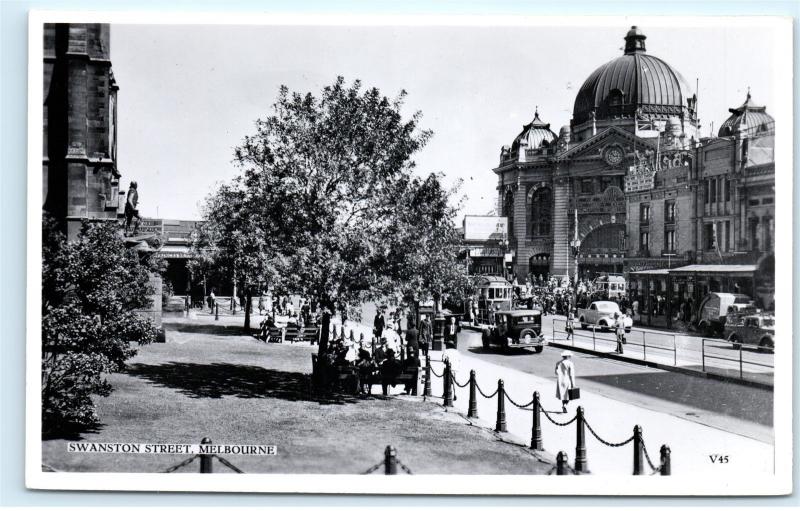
[[572, 26, 693, 125]]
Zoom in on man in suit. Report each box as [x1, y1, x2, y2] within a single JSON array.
[[444, 316, 458, 349], [419, 314, 432, 358], [404, 325, 420, 362], [374, 309, 386, 339]]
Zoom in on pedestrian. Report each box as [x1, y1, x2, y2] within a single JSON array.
[[614, 312, 625, 354], [419, 314, 432, 358], [405, 324, 420, 362], [555, 351, 576, 413], [565, 310, 575, 340], [209, 288, 216, 313], [445, 316, 458, 349], [374, 309, 385, 339], [443, 345, 460, 402]]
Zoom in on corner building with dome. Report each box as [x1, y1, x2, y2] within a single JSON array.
[[493, 26, 775, 324]]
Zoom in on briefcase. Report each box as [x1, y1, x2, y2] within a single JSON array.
[[568, 388, 581, 400]]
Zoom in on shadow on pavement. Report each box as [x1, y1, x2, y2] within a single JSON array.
[[163, 322, 249, 337], [582, 371, 773, 426], [125, 362, 371, 405], [467, 347, 536, 357]]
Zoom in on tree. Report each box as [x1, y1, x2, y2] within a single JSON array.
[[222, 77, 468, 351], [41, 217, 158, 432]]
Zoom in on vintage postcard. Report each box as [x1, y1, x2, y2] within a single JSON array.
[[26, 11, 793, 495]]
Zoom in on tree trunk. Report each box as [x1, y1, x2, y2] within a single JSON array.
[[244, 285, 252, 333], [319, 309, 331, 354]]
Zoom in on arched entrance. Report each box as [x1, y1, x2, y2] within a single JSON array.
[[528, 253, 550, 283], [578, 223, 626, 279]]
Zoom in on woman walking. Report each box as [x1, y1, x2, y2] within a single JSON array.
[[555, 351, 576, 413]]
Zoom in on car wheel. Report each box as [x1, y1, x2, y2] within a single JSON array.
[[579, 317, 587, 330], [728, 334, 741, 350], [519, 329, 536, 345], [598, 320, 607, 332], [758, 336, 774, 353], [533, 345, 544, 354], [481, 332, 490, 350]]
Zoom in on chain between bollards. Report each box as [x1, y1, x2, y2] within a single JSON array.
[[467, 369, 478, 418], [574, 406, 588, 473], [530, 391, 543, 450], [495, 379, 507, 432]]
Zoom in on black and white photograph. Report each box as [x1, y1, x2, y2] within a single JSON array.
[[26, 12, 792, 495]]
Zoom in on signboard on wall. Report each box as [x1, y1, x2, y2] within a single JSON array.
[[463, 215, 508, 242], [624, 171, 656, 192], [468, 247, 504, 258], [138, 218, 164, 235]]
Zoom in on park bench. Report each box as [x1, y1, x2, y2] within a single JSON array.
[[311, 354, 419, 396]]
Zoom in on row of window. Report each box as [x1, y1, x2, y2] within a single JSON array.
[[638, 229, 677, 254], [639, 200, 676, 225], [705, 176, 731, 204]]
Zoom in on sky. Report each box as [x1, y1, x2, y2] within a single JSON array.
[[110, 21, 782, 221]]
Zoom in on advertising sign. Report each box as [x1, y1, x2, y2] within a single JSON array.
[[463, 215, 508, 242]]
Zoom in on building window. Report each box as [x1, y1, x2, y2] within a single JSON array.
[[724, 178, 731, 202], [529, 187, 552, 237], [705, 181, 710, 204], [762, 197, 774, 205], [580, 179, 593, 194], [601, 176, 613, 192], [709, 178, 717, 203], [724, 221, 730, 252], [664, 200, 676, 224], [763, 216, 773, 252], [748, 218, 759, 250], [640, 203, 650, 224], [704, 223, 716, 251], [664, 229, 676, 253], [639, 231, 649, 254]]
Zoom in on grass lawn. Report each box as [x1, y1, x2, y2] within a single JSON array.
[[42, 315, 554, 475]]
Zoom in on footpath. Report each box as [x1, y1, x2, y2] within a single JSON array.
[[341, 317, 774, 477]]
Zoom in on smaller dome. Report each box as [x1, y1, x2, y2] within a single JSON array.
[[718, 91, 774, 137], [559, 125, 570, 136], [511, 109, 557, 153]]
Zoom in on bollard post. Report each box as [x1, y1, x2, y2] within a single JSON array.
[[574, 406, 587, 473], [556, 451, 568, 475], [495, 379, 507, 432], [423, 355, 432, 399], [215, 304, 219, 321], [199, 437, 213, 473], [660, 445, 671, 476], [552, 318, 556, 341], [672, 335, 677, 366], [443, 360, 454, 407], [530, 391, 543, 450], [467, 369, 478, 418], [642, 332, 647, 361], [633, 425, 644, 475], [739, 346, 743, 379], [591, 326, 596, 351], [384, 445, 397, 475], [701, 339, 706, 372]]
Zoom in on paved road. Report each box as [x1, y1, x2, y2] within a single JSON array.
[[456, 329, 772, 441], [357, 302, 772, 441]]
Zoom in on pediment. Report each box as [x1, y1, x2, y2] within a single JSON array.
[[556, 126, 657, 163]]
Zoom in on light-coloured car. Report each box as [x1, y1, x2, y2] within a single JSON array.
[[577, 301, 632, 332]]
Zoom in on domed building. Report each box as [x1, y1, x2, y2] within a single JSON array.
[[490, 26, 775, 321]]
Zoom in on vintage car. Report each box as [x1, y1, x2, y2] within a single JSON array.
[[577, 300, 633, 332], [481, 310, 545, 352], [723, 313, 775, 352]]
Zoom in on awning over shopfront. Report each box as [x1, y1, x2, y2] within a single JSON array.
[[666, 264, 757, 276]]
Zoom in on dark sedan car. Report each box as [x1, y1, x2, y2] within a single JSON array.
[[481, 310, 545, 353]]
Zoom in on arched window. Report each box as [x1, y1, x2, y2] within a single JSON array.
[[608, 88, 624, 107], [529, 187, 552, 237]]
